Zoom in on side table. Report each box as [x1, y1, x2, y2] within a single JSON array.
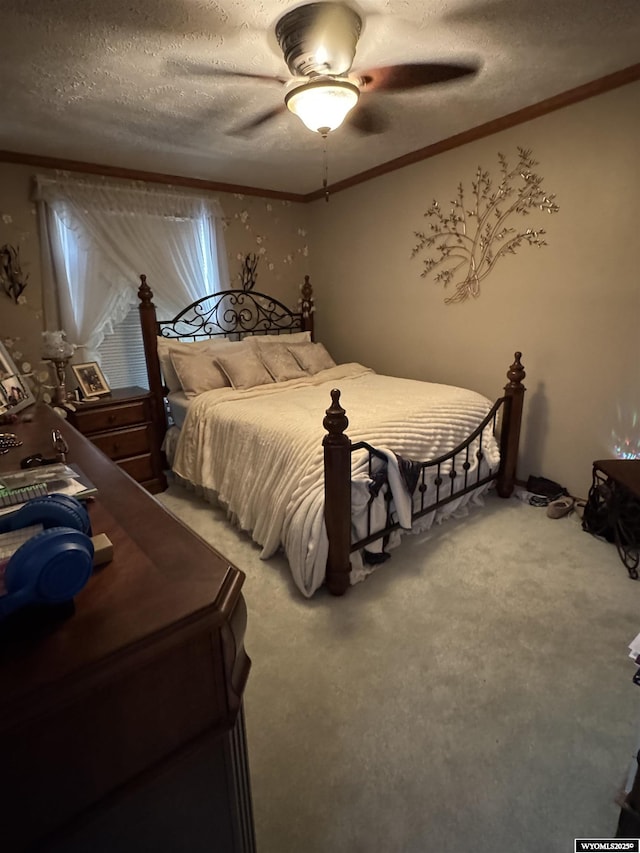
[[589, 459, 640, 579], [66, 386, 166, 493]]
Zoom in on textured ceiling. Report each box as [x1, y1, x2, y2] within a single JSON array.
[[2, 0, 640, 196]]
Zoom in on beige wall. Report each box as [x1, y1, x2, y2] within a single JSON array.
[[308, 81, 640, 499], [2, 82, 637, 497], [0, 164, 311, 388]]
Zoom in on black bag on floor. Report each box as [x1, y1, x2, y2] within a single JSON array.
[[582, 480, 616, 542], [526, 475, 569, 502], [582, 478, 640, 546]]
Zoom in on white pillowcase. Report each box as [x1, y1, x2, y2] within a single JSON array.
[[156, 333, 310, 392], [287, 342, 336, 375], [216, 349, 274, 390], [255, 341, 309, 382], [169, 349, 229, 398], [247, 331, 311, 347], [156, 336, 243, 393]]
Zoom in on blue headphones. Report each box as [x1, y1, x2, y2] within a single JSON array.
[[0, 494, 94, 621]]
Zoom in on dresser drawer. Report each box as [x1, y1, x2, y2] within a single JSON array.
[[91, 425, 151, 461], [118, 453, 155, 483], [71, 400, 149, 435]]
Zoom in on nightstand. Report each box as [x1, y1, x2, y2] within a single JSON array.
[[66, 386, 166, 493], [589, 459, 640, 579]]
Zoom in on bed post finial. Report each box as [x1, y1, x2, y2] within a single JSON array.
[[497, 351, 526, 498], [138, 273, 152, 305], [299, 275, 315, 340], [323, 389, 352, 596], [323, 388, 348, 437], [506, 351, 525, 389]]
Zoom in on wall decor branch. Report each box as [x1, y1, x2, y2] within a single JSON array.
[[240, 252, 259, 291], [0, 243, 29, 303], [411, 147, 559, 304]]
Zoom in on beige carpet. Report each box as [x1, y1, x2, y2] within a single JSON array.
[[157, 483, 640, 853]]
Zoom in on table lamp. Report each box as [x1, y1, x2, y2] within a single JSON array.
[[41, 331, 75, 406]]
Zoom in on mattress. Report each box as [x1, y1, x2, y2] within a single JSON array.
[[166, 390, 191, 430]]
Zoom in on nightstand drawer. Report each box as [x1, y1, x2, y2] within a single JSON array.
[[92, 425, 151, 461], [71, 400, 149, 435], [118, 453, 154, 483]]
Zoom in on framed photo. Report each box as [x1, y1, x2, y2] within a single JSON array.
[[0, 341, 35, 414], [71, 361, 111, 399]]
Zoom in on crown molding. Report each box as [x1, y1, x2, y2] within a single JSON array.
[[0, 150, 307, 203], [303, 63, 640, 202], [2, 63, 638, 205]]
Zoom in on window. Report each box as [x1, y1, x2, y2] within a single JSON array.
[[34, 175, 230, 389], [97, 306, 149, 390]]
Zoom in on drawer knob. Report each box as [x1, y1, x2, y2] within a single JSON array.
[[108, 414, 116, 423]]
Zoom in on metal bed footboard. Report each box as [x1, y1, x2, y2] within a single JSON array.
[[350, 399, 505, 553], [322, 353, 526, 595]]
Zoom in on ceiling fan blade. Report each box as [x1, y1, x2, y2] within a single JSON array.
[[357, 62, 478, 92], [228, 104, 287, 136], [347, 102, 388, 135], [167, 59, 288, 85]]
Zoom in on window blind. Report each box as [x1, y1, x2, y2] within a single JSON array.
[[96, 307, 149, 390]]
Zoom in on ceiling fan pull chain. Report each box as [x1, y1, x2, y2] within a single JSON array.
[[322, 133, 330, 202]]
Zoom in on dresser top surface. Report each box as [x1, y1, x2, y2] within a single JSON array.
[[71, 386, 150, 409], [0, 405, 245, 710]]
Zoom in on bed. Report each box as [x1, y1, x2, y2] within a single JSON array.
[[137, 274, 526, 597]]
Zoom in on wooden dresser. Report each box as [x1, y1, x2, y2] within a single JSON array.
[[66, 386, 166, 493], [0, 406, 254, 852]]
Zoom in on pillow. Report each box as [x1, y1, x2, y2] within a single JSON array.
[[169, 349, 229, 398], [287, 342, 336, 375], [156, 336, 241, 393], [255, 341, 309, 382], [156, 339, 182, 393], [247, 330, 311, 347], [215, 349, 274, 390]]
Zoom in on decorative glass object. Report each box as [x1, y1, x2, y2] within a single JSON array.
[[42, 330, 75, 406], [0, 432, 22, 454]]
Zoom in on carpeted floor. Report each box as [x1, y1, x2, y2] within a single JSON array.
[[157, 484, 640, 853]]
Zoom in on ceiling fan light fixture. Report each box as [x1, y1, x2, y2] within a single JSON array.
[[285, 78, 359, 134]]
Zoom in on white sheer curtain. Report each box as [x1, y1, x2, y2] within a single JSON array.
[[33, 175, 230, 361]]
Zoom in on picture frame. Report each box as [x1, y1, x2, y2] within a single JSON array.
[[0, 341, 36, 414], [71, 361, 111, 399]]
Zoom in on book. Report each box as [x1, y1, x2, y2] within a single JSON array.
[[0, 463, 97, 516]]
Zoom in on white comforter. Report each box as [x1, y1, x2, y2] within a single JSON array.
[[172, 363, 500, 597]]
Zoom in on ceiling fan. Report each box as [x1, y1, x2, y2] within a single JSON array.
[[178, 1, 479, 137]]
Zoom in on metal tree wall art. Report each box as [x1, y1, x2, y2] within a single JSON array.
[[411, 147, 559, 304]]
